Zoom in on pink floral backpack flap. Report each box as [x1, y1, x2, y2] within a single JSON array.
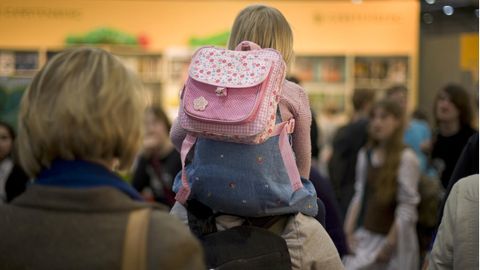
[[175, 41, 318, 217], [180, 41, 286, 144]]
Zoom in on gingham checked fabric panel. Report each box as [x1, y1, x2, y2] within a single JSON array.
[[180, 46, 286, 144]]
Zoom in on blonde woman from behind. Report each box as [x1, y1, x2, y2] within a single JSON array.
[[0, 47, 205, 270]]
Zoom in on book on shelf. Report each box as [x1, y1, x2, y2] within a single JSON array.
[[14, 51, 39, 76], [0, 52, 15, 76]]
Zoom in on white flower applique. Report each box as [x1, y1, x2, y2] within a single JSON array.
[[193, 96, 208, 111]]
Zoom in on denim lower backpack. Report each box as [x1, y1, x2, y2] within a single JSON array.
[[173, 41, 317, 217]]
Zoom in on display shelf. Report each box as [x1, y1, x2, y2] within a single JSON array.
[[291, 55, 352, 116], [291, 54, 411, 116], [354, 56, 409, 90], [0, 46, 166, 105], [0, 50, 40, 77]]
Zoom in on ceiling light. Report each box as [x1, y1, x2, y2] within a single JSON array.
[[442, 5, 454, 16]]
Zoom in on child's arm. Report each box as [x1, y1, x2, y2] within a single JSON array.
[[283, 82, 312, 179]]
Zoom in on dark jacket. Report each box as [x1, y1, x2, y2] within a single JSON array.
[[328, 118, 369, 217], [431, 125, 476, 188], [132, 150, 181, 207], [0, 185, 205, 270], [309, 166, 348, 257], [5, 163, 29, 202], [434, 133, 479, 237]]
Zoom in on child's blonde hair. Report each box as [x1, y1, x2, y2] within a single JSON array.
[[228, 4, 294, 66], [18, 47, 145, 176]]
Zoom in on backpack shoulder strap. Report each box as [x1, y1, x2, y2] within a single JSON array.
[[122, 208, 151, 270], [175, 134, 197, 204]]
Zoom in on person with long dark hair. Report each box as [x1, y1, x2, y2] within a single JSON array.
[[431, 84, 476, 189], [343, 100, 420, 269]]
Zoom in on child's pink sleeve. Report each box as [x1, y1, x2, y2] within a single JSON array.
[[281, 81, 312, 179]]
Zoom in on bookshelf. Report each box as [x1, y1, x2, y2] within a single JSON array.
[[0, 46, 412, 127], [0, 46, 167, 129], [291, 54, 411, 117], [0, 50, 41, 77], [0, 46, 166, 101]]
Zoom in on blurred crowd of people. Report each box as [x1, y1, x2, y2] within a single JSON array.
[[0, 4, 478, 270]]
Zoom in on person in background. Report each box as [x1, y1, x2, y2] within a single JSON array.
[[422, 134, 479, 269], [435, 133, 479, 231], [412, 108, 430, 124], [431, 84, 476, 189], [385, 85, 432, 174], [0, 121, 29, 203], [427, 174, 479, 270], [318, 101, 347, 176], [287, 76, 347, 256], [0, 121, 16, 203], [0, 122, 15, 202], [385, 85, 436, 264], [132, 106, 181, 208], [329, 88, 375, 218], [310, 112, 349, 257], [343, 100, 420, 270], [0, 47, 204, 269]]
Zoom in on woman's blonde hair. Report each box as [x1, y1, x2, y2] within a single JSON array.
[[227, 4, 294, 66], [18, 47, 145, 177]]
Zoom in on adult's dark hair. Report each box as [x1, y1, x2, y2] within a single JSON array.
[[310, 110, 320, 159], [435, 84, 473, 127], [412, 109, 429, 122], [147, 106, 172, 132], [385, 84, 407, 98], [352, 88, 375, 112], [0, 121, 16, 140]]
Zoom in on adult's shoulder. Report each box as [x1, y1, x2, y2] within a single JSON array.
[[462, 125, 477, 137], [451, 174, 479, 202], [148, 209, 205, 268]]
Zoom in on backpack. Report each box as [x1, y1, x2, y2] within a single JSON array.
[[187, 199, 292, 270], [417, 173, 443, 229], [173, 41, 317, 217]]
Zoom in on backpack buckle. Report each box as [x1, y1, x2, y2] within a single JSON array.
[[215, 87, 227, 97], [286, 119, 295, 134]]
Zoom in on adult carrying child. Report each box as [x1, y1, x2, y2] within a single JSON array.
[[170, 4, 343, 270]]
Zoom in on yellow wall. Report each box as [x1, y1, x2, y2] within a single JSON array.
[[0, 0, 419, 105], [0, 0, 418, 54]]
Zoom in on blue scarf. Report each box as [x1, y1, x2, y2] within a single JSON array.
[[34, 159, 143, 201]]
